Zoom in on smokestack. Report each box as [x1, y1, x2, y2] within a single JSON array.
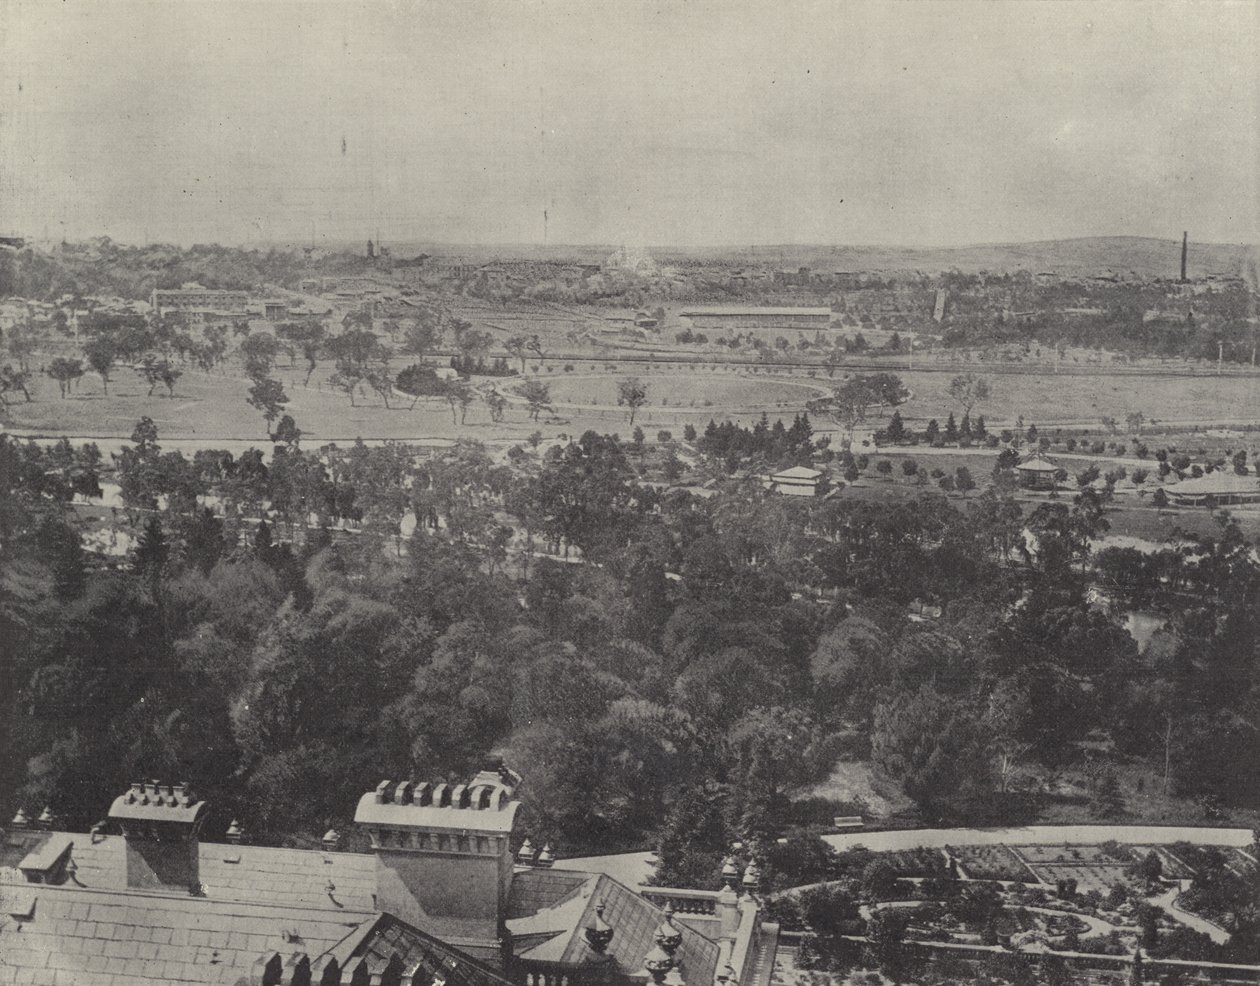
[[1181, 231, 1188, 283]]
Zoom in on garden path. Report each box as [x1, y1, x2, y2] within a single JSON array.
[[858, 900, 1116, 940], [1146, 886, 1231, 945]]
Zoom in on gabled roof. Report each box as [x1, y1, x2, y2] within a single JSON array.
[[506, 871, 720, 983], [330, 913, 515, 986], [772, 466, 823, 481]]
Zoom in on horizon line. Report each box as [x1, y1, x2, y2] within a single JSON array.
[[25, 232, 1256, 253]]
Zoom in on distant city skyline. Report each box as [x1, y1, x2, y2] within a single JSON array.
[[2, 0, 1257, 248]]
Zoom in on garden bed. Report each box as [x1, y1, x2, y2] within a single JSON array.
[[875, 848, 948, 877], [949, 844, 1038, 883], [1016, 843, 1135, 865]]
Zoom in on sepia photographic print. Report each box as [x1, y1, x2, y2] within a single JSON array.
[[1, 2, 1258, 985]]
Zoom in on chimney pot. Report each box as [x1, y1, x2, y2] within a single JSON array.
[[37, 806, 56, 830], [322, 829, 340, 851], [374, 780, 393, 805], [536, 843, 555, 867], [11, 807, 29, 828], [517, 837, 536, 864], [226, 819, 245, 844], [394, 781, 414, 805], [109, 779, 208, 891]]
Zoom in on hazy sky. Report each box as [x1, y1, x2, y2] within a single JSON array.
[[2, 0, 1258, 247]]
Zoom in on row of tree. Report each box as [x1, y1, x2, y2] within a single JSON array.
[[3, 414, 1258, 904]]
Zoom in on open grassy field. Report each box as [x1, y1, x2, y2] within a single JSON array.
[[2, 362, 831, 445], [536, 372, 828, 409], [828, 367, 1260, 430]]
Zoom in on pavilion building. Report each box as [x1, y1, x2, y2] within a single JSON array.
[[1162, 472, 1260, 506], [1015, 453, 1060, 491]]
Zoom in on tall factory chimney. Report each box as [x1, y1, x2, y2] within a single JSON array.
[[1180, 231, 1188, 282]]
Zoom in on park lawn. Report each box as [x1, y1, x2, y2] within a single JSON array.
[[2, 363, 640, 443], [539, 372, 827, 409], [801, 366, 1260, 430]]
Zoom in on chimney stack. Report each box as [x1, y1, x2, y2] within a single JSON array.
[[108, 780, 207, 892], [354, 762, 521, 962], [1181, 231, 1188, 283]]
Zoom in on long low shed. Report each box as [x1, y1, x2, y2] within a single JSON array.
[[680, 306, 833, 328]]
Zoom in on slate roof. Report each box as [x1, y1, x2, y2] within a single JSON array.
[[333, 914, 515, 986], [505, 868, 589, 920], [0, 878, 374, 986], [0, 831, 383, 986], [506, 872, 720, 983], [1, 831, 728, 986], [23, 834, 378, 912]]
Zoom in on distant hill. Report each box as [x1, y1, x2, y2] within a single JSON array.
[[278, 235, 1252, 280], [667, 237, 1254, 279]]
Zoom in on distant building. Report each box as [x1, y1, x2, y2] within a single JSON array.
[[932, 289, 947, 322], [433, 257, 478, 278], [768, 465, 828, 497], [151, 284, 250, 313], [1016, 452, 1060, 490], [174, 307, 249, 326], [1164, 472, 1260, 506], [680, 306, 832, 331]]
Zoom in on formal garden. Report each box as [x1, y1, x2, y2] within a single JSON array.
[[765, 838, 1259, 985]]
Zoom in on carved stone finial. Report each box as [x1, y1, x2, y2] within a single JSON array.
[[654, 903, 683, 955], [644, 944, 673, 985], [584, 900, 614, 954]]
